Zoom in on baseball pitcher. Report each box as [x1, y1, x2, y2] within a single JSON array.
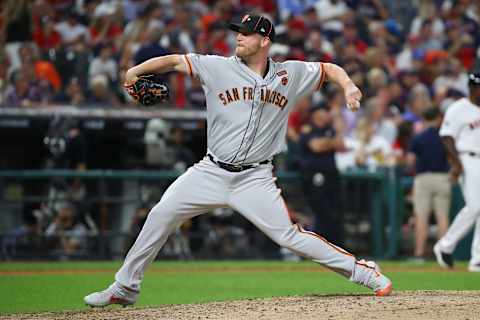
[[85, 14, 392, 307]]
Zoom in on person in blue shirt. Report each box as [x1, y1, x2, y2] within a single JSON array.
[[298, 101, 345, 245], [408, 106, 451, 261]]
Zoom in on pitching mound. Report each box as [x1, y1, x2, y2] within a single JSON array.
[[2, 290, 479, 320]]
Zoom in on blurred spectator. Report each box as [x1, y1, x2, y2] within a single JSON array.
[[350, 0, 389, 21], [44, 116, 87, 171], [325, 85, 358, 137], [122, 2, 164, 50], [277, 0, 316, 20], [403, 84, 432, 132], [33, 16, 62, 55], [368, 20, 403, 55], [203, 208, 248, 259], [121, 0, 153, 23], [54, 12, 90, 47], [364, 96, 398, 144], [339, 117, 394, 169], [409, 1, 445, 40], [89, 2, 122, 49], [407, 107, 450, 261], [396, 36, 422, 72], [123, 205, 150, 255], [365, 67, 388, 97], [270, 43, 290, 62], [241, 0, 276, 14], [43, 116, 87, 214], [302, 6, 323, 30], [88, 44, 118, 83], [298, 102, 345, 244], [0, 50, 10, 106], [45, 203, 88, 259], [53, 77, 86, 106], [186, 78, 206, 108], [305, 29, 335, 62], [199, 1, 233, 34], [314, 0, 348, 38], [168, 126, 197, 172], [3, 69, 44, 107], [1, 211, 41, 259], [168, 4, 196, 53], [443, 5, 478, 70], [334, 20, 369, 56], [144, 120, 196, 171], [276, 17, 308, 49], [286, 97, 312, 169], [87, 74, 121, 107], [3, 0, 33, 75], [416, 19, 443, 51], [392, 120, 414, 167], [134, 26, 170, 65], [287, 97, 311, 143], [32, 59, 62, 94], [48, 35, 90, 89], [439, 87, 466, 113], [433, 57, 469, 97], [386, 79, 407, 115], [205, 21, 231, 56]]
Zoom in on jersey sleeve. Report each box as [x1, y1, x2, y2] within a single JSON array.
[[286, 61, 326, 98], [183, 53, 222, 86], [439, 105, 462, 138]]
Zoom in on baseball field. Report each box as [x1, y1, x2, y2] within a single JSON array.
[[0, 260, 479, 320]]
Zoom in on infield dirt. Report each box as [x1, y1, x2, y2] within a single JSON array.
[[1, 290, 479, 320]]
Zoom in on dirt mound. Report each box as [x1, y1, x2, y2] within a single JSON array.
[[2, 290, 479, 320]]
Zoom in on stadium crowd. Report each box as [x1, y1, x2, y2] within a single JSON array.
[[1, 0, 480, 261], [0, 0, 479, 165]]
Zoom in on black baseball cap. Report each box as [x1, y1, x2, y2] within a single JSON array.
[[468, 73, 480, 86], [229, 14, 275, 42], [309, 100, 329, 113]]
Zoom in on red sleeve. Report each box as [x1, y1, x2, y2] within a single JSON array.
[[288, 111, 301, 131]]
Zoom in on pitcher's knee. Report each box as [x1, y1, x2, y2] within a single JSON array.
[[148, 201, 181, 226]]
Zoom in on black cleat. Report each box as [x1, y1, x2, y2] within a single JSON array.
[[434, 244, 454, 269]]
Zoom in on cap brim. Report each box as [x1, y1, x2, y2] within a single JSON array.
[[228, 22, 249, 33]]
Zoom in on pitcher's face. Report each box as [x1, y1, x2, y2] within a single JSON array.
[[235, 32, 264, 58]]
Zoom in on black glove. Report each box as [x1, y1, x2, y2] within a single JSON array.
[[124, 75, 169, 106]]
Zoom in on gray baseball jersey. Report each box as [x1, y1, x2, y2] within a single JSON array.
[[184, 54, 325, 164]]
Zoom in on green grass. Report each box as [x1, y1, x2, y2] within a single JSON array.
[[0, 260, 479, 314]]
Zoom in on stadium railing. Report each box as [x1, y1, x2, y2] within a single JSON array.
[[0, 167, 406, 260]]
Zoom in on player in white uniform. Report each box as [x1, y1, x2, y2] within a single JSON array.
[[434, 73, 480, 272], [84, 15, 392, 307]]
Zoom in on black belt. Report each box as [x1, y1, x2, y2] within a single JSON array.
[[207, 154, 270, 172]]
